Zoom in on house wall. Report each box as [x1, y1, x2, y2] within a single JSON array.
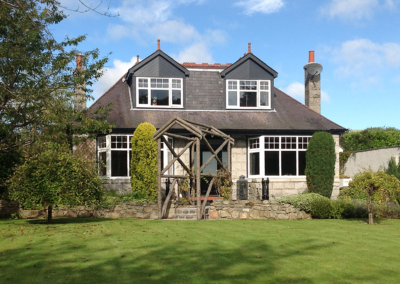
[[343, 147, 400, 178], [172, 133, 341, 200]]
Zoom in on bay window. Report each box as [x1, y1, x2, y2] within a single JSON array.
[[136, 77, 183, 108], [248, 136, 311, 177], [227, 80, 271, 109], [97, 135, 173, 177]]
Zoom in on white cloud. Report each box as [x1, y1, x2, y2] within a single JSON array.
[[106, 0, 224, 63], [235, 0, 284, 15], [91, 56, 138, 100], [321, 0, 396, 20], [173, 42, 213, 63], [283, 82, 330, 103], [331, 39, 400, 78]]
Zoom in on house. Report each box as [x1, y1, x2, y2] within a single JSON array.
[[89, 41, 346, 200]]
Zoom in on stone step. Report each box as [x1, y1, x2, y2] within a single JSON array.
[[172, 206, 210, 220]]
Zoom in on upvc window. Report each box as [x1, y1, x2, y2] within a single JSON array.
[[227, 80, 271, 109], [136, 77, 183, 108], [97, 135, 174, 178], [248, 136, 311, 178]]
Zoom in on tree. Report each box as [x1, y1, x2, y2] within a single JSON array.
[[0, 0, 112, 154], [386, 157, 400, 180], [130, 122, 158, 199], [7, 143, 104, 223], [305, 132, 336, 198]]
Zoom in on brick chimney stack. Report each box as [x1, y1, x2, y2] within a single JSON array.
[[74, 53, 86, 111], [304, 51, 321, 114]]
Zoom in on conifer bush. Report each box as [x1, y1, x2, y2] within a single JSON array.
[[305, 132, 336, 198], [130, 122, 158, 199]]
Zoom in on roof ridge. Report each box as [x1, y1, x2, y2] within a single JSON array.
[[274, 87, 346, 130]]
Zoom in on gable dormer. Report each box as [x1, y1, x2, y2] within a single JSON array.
[[221, 49, 278, 110], [125, 47, 189, 109]]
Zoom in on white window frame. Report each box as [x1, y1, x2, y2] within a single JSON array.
[[136, 77, 183, 108], [247, 136, 311, 178], [97, 134, 174, 179], [226, 79, 271, 109]]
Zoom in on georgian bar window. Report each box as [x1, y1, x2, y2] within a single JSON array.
[[248, 136, 311, 177], [136, 77, 183, 108], [97, 135, 173, 177], [226, 80, 271, 109]]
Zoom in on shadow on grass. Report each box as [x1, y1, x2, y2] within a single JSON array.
[[1, 225, 391, 284]]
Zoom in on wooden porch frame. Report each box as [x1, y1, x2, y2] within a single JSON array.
[[153, 117, 234, 220]]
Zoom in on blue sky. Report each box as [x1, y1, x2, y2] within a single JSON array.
[[54, 0, 400, 130]]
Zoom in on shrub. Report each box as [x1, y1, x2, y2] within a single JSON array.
[[386, 157, 400, 180], [7, 143, 104, 223], [341, 127, 400, 151], [339, 170, 400, 204], [305, 132, 336, 198], [278, 193, 331, 213], [310, 198, 333, 219], [130, 122, 158, 199]]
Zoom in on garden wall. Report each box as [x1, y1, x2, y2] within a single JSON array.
[[0, 200, 176, 219], [344, 147, 400, 177], [1, 199, 311, 220], [209, 199, 311, 220]]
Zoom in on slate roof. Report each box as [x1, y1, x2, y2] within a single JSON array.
[[90, 73, 346, 134]]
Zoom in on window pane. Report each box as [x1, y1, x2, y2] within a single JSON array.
[[249, 138, 259, 149], [151, 79, 156, 87], [260, 81, 269, 90], [298, 151, 306, 176], [250, 152, 260, 175], [139, 89, 148, 104], [111, 151, 128, 176], [99, 152, 107, 176], [98, 136, 106, 149], [240, 92, 257, 107], [111, 136, 127, 149], [281, 151, 296, 176], [228, 81, 237, 90], [151, 90, 169, 106], [139, 78, 148, 88], [265, 137, 279, 149], [172, 90, 181, 105], [228, 91, 237, 106], [265, 151, 279, 175], [260, 91, 269, 107]]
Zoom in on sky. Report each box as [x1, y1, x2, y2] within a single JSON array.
[[53, 0, 400, 130]]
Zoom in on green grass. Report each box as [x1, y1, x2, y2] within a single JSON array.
[[1, 218, 400, 284]]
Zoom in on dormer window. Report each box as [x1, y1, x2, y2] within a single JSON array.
[[226, 80, 271, 109], [136, 77, 183, 108]]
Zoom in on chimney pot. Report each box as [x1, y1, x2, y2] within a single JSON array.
[[157, 39, 160, 50], [248, 42, 251, 53], [135, 55, 139, 65], [308, 51, 315, 63], [76, 53, 83, 69]]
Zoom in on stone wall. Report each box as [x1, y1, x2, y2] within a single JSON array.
[[209, 199, 311, 220], [0, 200, 176, 220]]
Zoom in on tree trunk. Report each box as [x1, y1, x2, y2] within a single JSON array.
[[48, 205, 53, 223], [368, 195, 373, 225]]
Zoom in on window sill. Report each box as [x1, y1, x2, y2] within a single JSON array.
[[136, 106, 183, 109], [226, 107, 272, 110]]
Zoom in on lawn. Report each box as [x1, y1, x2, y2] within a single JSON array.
[[1, 218, 399, 284]]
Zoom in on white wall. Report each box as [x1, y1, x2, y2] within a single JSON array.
[[343, 147, 400, 177]]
